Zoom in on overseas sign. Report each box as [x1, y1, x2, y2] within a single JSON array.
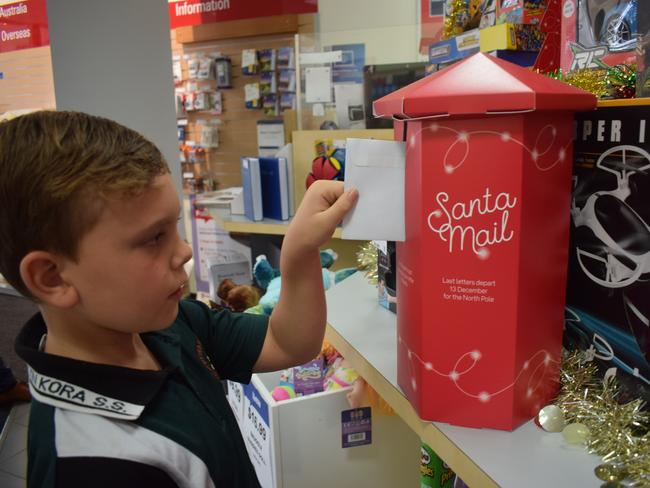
[[0, 0, 49, 53]]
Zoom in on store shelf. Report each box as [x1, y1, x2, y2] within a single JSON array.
[[325, 272, 602, 488], [207, 207, 343, 238], [597, 98, 650, 107], [209, 209, 291, 236]]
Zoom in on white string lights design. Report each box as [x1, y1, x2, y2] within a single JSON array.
[[407, 122, 571, 173], [399, 335, 557, 402]]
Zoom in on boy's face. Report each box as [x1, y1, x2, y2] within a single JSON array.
[[62, 173, 192, 333]]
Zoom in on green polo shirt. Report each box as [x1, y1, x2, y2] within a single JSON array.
[[15, 299, 269, 488]]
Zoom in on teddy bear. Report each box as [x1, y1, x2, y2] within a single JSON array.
[[216, 278, 261, 312]]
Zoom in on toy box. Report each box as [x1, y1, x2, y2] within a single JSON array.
[[429, 29, 481, 65], [560, 0, 637, 73], [492, 49, 541, 66], [372, 53, 596, 430], [566, 105, 650, 400], [480, 22, 544, 51], [636, 4, 650, 97], [227, 372, 419, 488], [496, 0, 546, 24], [479, 0, 498, 28], [377, 241, 397, 313]]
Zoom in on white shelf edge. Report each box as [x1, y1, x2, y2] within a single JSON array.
[[325, 272, 602, 488]]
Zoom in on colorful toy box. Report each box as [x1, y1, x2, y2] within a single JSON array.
[[372, 53, 596, 430], [496, 0, 546, 24], [429, 29, 481, 65], [479, 22, 544, 51], [560, 0, 637, 73], [566, 105, 650, 400], [377, 241, 397, 313]]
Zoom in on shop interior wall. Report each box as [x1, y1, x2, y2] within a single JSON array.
[[172, 1, 425, 192], [170, 16, 315, 190], [0, 46, 55, 114], [317, 0, 425, 64], [45, 0, 181, 202]]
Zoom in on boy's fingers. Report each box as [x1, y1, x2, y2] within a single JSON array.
[[310, 180, 344, 207], [321, 187, 358, 224]]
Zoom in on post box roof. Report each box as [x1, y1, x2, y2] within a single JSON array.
[[372, 53, 597, 120]]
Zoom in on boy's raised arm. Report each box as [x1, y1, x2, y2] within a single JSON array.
[[253, 180, 358, 372]]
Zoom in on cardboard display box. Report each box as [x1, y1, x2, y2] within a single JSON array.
[[479, 22, 544, 51], [560, 0, 637, 73], [429, 29, 481, 65], [496, 0, 546, 25], [566, 105, 650, 399], [373, 53, 596, 430], [377, 241, 397, 313], [226, 373, 419, 488]]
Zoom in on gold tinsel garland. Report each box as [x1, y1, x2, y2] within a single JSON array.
[[555, 352, 650, 485], [563, 69, 609, 98], [443, 0, 469, 40], [356, 241, 378, 285], [545, 65, 637, 99]]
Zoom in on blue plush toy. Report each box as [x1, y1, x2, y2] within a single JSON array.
[[252, 254, 281, 290], [247, 250, 356, 315]]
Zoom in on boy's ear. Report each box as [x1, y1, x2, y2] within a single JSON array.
[[19, 251, 79, 308]]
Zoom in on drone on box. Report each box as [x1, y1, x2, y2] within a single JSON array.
[[571, 144, 650, 289], [569, 144, 650, 376]]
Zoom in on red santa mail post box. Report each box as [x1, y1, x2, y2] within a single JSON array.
[[373, 53, 596, 430]]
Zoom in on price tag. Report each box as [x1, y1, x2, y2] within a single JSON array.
[[242, 383, 273, 485], [341, 407, 372, 448], [226, 380, 245, 424]]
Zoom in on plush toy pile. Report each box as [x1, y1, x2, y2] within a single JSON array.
[[242, 250, 356, 315], [214, 250, 393, 412], [270, 340, 394, 414]]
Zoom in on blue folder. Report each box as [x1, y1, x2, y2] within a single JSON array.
[[259, 157, 289, 221]]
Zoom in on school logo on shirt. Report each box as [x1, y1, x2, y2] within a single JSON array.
[[27, 367, 144, 420], [195, 339, 220, 380]]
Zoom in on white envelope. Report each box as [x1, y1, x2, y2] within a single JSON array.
[[342, 138, 406, 241]]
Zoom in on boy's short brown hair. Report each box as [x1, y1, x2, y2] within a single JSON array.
[[0, 110, 170, 298]]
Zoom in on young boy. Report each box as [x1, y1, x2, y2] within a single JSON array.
[[0, 111, 358, 487]]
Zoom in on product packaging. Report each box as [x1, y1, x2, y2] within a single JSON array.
[[258, 48, 277, 72], [636, 6, 650, 97], [496, 0, 546, 25], [293, 359, 325, 396], [429, 29, 480, 65], [560, 0, 637, 73], [215, 56, 232, 88], [566, 105, 650, 402], [242, 49, 259, 75], [377, 241, 397, 313], [420, 443, 455, 488]]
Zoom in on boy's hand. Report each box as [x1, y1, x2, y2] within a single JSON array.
[[285, 180, 358, 253]]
